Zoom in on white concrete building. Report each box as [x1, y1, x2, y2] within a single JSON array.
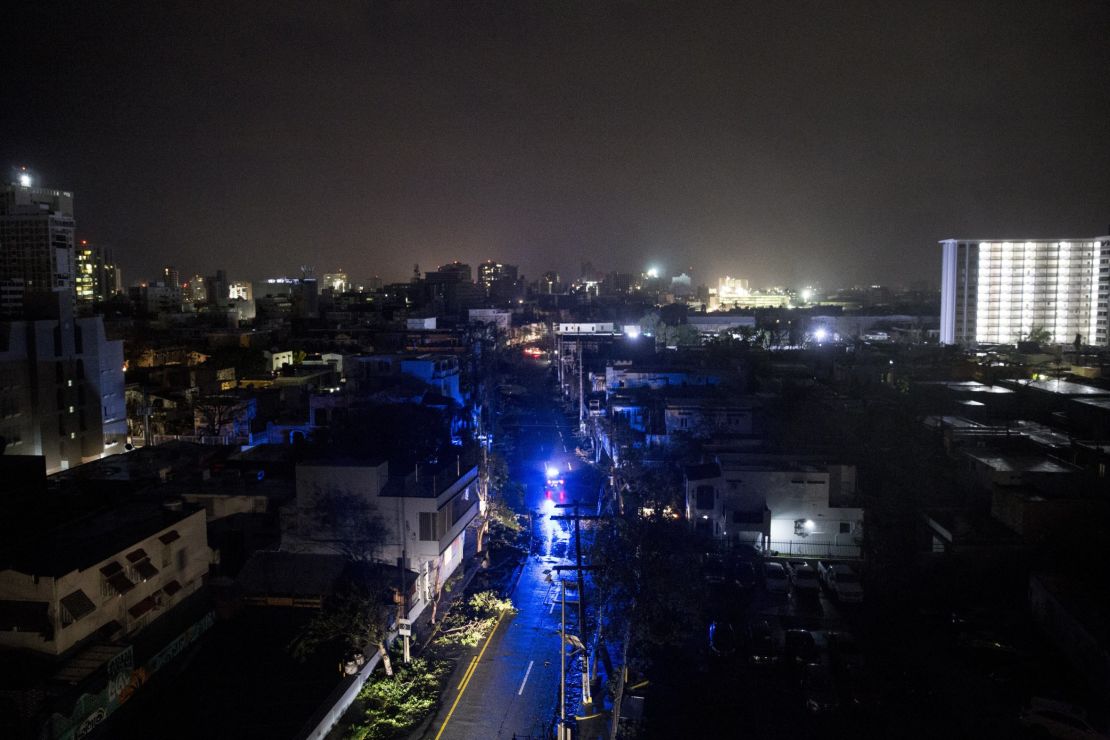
[[0, 310, 126, 473], [265, 349, 294, 372], [286, 455, 480, 619], [467, 308, 512, 332], [0, 502, 209, 656], [940, 237, 1110, 346], [1, 177, 77, 317], [686, 455, 864, 558]]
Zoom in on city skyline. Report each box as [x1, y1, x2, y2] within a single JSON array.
[[4, 2, 1109, 289]]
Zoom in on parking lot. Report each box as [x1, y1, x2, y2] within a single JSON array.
[[641, 550, 1097, 739]]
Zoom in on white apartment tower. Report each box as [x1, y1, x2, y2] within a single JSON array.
[[940, 238, 1110, 346], [1, 172, 77, 317]]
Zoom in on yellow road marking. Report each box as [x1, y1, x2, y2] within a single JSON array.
[[456, 656, 478, 691], [434, 613, 505, 740]]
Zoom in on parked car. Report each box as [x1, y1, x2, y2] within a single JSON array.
[[709, 621, 737, 657], [703, 554, 727, 585], [826, 631, 865, 670], [733, 543, 762, 561], [802, 663, 840, 713], [746, 620, 781, 665], [840, 664, 878, 710], [790, 563, 821, 597], [1019, 698, 1107, 739], [734, 561, 758, 591], [784, 629, 827, 665], [818, 563, 863, 603], [763, 561, 790, 594]]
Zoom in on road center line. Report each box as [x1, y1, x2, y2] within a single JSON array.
[[434, 612, 505, 740], [456, 656, 477, 691], [517, 660, 534, 695]]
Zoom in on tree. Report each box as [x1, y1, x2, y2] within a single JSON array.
[[296, 487, 388, 564], [1026, 326, 1052, 345], [289, 571, 395, 676], [472, 449, 527, 552], [432, 590, 515, 647], [288, 490, 393, 671], [192, 394, 249, 437]]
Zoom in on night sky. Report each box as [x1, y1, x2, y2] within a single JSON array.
[[3, 1, 1109, 290]]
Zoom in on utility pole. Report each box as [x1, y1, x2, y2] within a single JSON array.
[[141, 385, 152, 446], [557, 330, 563, 388], [552, 502, 602, 708], [399, 494, 410, 663], [578, 337, 584, 430], [559, 579, 568, 740]]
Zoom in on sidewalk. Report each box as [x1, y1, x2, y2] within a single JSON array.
[[318, 550, 491, 740]]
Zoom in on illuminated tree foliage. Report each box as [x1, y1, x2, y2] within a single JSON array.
[[433, 590, 515, 648], [346, 657, 453, 740]]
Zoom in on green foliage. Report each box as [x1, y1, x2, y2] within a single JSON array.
[[1026, 326, 1052, 345], [433, 590, 515, 647], [467, 590, 514, 614], [590, 508, 704, 663], [288, 579, 389, 662], [347, 657, 453, 740]]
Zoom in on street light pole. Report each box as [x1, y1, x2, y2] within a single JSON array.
[[559, 579, 567, 740]]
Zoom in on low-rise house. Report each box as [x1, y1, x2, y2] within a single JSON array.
[[282, 449, 480, 621], [0, 500, 209, 656], [605, 363, 721, 393], [685, 454, 864, 558]]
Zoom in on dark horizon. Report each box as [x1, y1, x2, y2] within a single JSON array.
[[3, 1, 1109, 289]]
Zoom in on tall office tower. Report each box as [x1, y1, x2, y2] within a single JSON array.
[[186, 274, 206, 303], [75, 240, 121, 306], [322, 271, 349, 293], [228, 280, 252, 301], [540, 270, 561, 294], [477, 260, 518, 296], [436, 261, 472, 283], [163, 265, 180, 289], [206, 269, 229, 307], [0, 169, 77, 318], [940, 237, 1110, 346]]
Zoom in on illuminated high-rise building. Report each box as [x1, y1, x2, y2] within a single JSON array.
[[477, 260, 518, 295], [75, 240, 121, 305], [186, 274, 207, 303], [322, 271, 349, 293], [228, 280, 252, 301], [940, 237, 1110, 346]]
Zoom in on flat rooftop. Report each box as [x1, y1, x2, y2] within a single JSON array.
[[963, 450, 1077, 475], [1, 500, 201, 577], [1005, 379, 1110, 396], [1073, 397, 1110, 412]]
